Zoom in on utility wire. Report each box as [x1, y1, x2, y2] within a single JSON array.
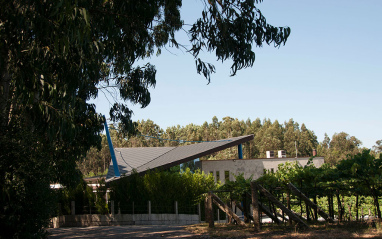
[[136, 133, 232, 143], [106, 121, 232, 143]]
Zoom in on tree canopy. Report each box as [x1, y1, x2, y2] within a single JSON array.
[[373, 140, 382, 154], [79, 117, 320, 176], [317, 132, 363, 165], [0, 0, 290, 237]]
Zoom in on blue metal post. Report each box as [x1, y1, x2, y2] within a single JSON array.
[[104, 116, 120, 177], [238, 144, 243, 159]]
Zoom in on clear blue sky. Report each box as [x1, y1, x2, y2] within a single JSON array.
[[91, 0, 382, 149]]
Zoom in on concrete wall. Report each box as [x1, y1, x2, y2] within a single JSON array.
[[198, 157, 325, 184], [51, 213, 200, 228], [135, 214, 199, 225]]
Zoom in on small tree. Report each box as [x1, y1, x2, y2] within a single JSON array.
[[337, 150, 382, 218]]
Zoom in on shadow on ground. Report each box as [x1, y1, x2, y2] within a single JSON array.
[[48, 225, 206, 239]]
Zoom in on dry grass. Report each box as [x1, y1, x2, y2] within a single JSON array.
[[186, 221, 382, 238]]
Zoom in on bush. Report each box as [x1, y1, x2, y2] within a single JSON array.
[[109, 168, 217, 214]]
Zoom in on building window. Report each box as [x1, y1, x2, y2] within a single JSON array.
[[224, 171, 230, 182], [216, 171, 220, 182], [271, 168, 274, 174], [263, 169, 267, 175], [209, 171, 214, 177]]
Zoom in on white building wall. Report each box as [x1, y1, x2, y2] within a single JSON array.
[[198, 157, 324, 184]]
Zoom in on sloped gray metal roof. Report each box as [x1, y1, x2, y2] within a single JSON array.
[[106, 134, 254, 182]]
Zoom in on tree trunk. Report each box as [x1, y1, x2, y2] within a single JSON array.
[[300, 181, 303, 218], [242, 193, 249, 223], [341, 195, 345, 219], [207, 192, 214, 228], [330, 194, 335, 219], [250, 181, 261, 232], [282, 194, 286, 224], [336, 191, 342, 222], [371, 187, 381, 218], [228, 200, 233, 224], [356, 194, 359, 221], [271, 201, 277, 223], [306, 192, 310, 221], [328, 195, 332, 219], [300, 196, 303, 217], [287, 191, 292, 226], [313, 196, 318, 221]]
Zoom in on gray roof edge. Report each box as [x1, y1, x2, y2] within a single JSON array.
[[114, 147, 176, 150], [137, 134, 255, 172], [107, 134, 255, 180]]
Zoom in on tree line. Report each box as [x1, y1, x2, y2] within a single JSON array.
[[78, 116, 378, 176]]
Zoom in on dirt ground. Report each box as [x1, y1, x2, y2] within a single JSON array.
[[47, 225, 205, 239], [186, 222, 382, 239], [47, 222, 382, 239]]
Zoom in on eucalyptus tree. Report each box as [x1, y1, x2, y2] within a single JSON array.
[[317, 133, 331, 157], [297, 123, 318, 157], [373, 140, 382, 154], [0, 0, 290, 236], [325, 132, 362, 165], [134, 119, 165, 147], [248, 117, 262, 158], [283, 119, 299, 157], [264, 119, 284, 151], [253, 118, 270, 157], [163, 125, 182, 147]]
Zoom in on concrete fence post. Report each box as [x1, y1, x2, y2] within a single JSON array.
[[71, 201, 75, 215], [132, 201, 135, 222], [198, 203, 201, 223], [111, 200, 115, 216], [148, 201, 151, 221], [175, 201, 179, 224]]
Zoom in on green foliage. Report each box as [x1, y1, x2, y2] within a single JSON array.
[[189, 0, 291, 79], [95, 179, 109, 215], [336, 150, 382, 217], [219, 173, 253, 202], [0, 118, 61, 238], [83, 169, 109, 178], [109, 169, 216, 214], [319, 132, 362, 165], [372, 140, 382, 155], [56, 180, 95, 215], [254, 150, 382, 220]]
